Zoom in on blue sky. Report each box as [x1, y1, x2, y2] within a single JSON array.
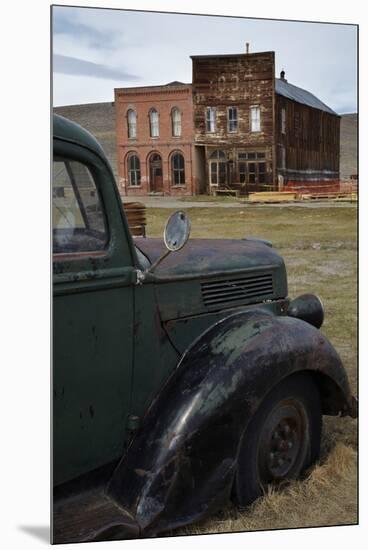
[[52, 6, 357, 113]]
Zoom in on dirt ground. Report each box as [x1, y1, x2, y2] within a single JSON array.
[[143, 204, 358, 535], [122, 194, 356, 209]]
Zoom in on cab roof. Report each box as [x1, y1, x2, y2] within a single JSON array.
[[53, 113, 106, 159]]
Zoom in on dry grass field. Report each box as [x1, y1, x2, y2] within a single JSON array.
[[145, 204, 358, 535]]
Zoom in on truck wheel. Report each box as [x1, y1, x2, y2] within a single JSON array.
[[233, 373, 322, 508]]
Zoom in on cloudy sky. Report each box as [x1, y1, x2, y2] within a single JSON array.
[[52, 6, 357, 114]]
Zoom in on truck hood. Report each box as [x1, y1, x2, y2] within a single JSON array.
[[135, 237, 284, 279], [135, 238, 287, 322]]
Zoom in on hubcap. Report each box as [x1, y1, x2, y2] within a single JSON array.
[[257, 399, 308, 484]]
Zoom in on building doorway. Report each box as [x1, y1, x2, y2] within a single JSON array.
[[149, 153, 163, 193], [209, 150, 227, 189]]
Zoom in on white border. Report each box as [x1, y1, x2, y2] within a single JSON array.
[[2, 1, 365, 549]]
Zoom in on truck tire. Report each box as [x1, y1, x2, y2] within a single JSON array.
[[233, 372, 322, 508]]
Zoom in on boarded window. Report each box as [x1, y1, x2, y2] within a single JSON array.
[[172, 108, 182, 137], [128, 154, 141, 186], [127, 109, 137, 139], [149, 109, 159, 137], [228, 107, 238, 132], [206, 107, 216, 132], [171, 152, 185, 185], [250, 106, 261, 132]]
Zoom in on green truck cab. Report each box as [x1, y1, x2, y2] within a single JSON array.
[[52, 114, 356, 543]]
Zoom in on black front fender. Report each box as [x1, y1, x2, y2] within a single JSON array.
[[108, 309, 354, 536]]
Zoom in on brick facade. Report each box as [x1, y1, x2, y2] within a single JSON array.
[[115, 83, 197, 196]]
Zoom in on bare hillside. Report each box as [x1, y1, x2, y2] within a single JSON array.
[[54, 102, 117, 179]]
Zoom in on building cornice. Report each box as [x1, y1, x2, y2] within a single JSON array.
[[118, 141, 193, 147], [116, 87, 191, 97]]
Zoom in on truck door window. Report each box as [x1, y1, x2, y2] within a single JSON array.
[[53, 159, 108, 254]]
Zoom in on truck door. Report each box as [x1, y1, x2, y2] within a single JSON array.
[[53, 138, 135, 486]]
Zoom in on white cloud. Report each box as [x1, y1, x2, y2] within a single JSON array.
[[52, 6, 357, 113]]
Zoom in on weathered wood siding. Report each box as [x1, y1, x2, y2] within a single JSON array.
[[192, 52, 275, 145], [275, 94, 340, 188], [191, 52, 275, 192]]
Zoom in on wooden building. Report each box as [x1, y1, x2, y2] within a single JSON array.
[[275, 73, 340, 193], [192, 51, 275, 194], [192, 50, 340, 194], [115, 49, 340, 196]]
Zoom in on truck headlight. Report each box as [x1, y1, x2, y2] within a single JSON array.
[[287, 294, 324, 329]]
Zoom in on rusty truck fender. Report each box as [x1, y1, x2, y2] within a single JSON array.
[[107, 309, 354, 536]]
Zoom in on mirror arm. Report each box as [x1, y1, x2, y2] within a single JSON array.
[[146, 248, 172, 274]]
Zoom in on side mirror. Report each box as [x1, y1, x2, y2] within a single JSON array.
[[146, 211, 191, 274], [164, 211, 191, 252]]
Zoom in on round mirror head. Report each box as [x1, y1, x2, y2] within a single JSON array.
[[164, 211, 191, 252]]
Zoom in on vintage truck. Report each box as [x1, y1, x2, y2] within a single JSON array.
[[52, 114, 357, 544]]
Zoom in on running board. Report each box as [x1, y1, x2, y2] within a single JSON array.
[[53, 489, 140, 544]]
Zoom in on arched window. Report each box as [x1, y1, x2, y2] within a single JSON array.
[[149, 109, 159, 137], [209, 150, 227, 186], [171, 108, 181, 137], [127, 109, 137, 139], [127, 153, 141, 186], [171, 152, 185, 185]]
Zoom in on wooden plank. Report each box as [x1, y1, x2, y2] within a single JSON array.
[[248, 191, 298, 203]]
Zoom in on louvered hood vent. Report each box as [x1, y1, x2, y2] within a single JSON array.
[[201, 273, 274, 308]]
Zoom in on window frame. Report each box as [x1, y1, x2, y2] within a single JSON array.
[[238, 161, 247, 184], [52, 156, 109, 259], [250, 106, 261, 133], [227, 106, 238, 133], [209, 150, 227, 186], [127, 109, 137, 139], [127, 153, 141, 187], [206, 107, 216, 133], [149, 108, 159, 138], [171, 107, 182, 137], [171, 151, 186, 186]]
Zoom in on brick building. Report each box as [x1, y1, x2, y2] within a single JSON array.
[[114, 81, 197, 196], [115, 49, 340, 196]]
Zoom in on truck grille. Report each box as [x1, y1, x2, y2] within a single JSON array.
[[201, 273, 274, 307]]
